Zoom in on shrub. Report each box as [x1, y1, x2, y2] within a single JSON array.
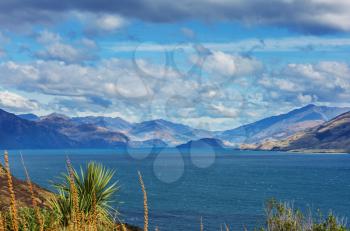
[[262, 199, 348, 231]]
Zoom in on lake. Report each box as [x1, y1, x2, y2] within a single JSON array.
[[1, 149, 350, 230]]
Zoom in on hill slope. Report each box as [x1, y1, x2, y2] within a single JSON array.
[[217, 104, 350, 146], [0, 109, 76, 149], [254, 111, 350, 152], [177, 138, 225, 150], [128, 119, 212, 146], [38, 114, 129, 148], [72, 116, 132, 132], [0, 163, 52, 210]]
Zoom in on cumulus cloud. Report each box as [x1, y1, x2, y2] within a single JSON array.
[[0, 48, 266, 129], [297, 93, 314, 104], [0, 91, 39, 112], [94, 14, 125, 31], [0, 30, 349, 129], [0, 58, 189, 105], [35, 30, 98, 63], [203, 51, 262, 77], [198, 51, 262, 87], [73, 12, 126, 35], [1, 0, 350, 33], [258, 61, 350, 105], [209, 103, 239, 117]]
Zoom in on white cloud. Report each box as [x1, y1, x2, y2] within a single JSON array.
[[297, 93, 313, 104], [1, 50, 349, 130], [35, 30, 98, 63], [36, 30, 61, 44], [96, 14, 125, 31], [73, 12, 126, 34], [203, 51, 237, 76], [210, 103, 239, 117], [106, 37, 350, 54], [199, 51, 262, 87], [0, 91, 39, 112], [0, 49, 260, 129], [257, 61, 350, 106], [36, 43, 83, 63]]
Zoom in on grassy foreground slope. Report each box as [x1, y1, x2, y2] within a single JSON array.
[[0, 163, 51, 210]]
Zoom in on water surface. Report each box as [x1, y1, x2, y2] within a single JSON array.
[[2, 149, 350, 230]]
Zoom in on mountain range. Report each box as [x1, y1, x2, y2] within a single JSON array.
[[127, 119, 212, 146], [249, 111, 350, 153], [38, 113, 129, 148], [0, 109, 75, 149], [216, 104, 350, 146], [0, 104, 346, 151]]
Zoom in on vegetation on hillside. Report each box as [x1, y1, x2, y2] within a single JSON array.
[[260, 199, 348, 231], [0, 151, 348, 230]]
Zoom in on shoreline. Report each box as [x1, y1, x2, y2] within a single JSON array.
[[239, 148, 350, 154], [287, 149, 350, 154]]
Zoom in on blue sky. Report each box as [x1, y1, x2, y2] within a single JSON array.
[[0, 0, 350, 130]]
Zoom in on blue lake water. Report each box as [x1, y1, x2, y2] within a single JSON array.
[[1, 149, 350, 230]]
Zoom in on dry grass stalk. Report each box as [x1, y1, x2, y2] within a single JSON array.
[[0, 212, 4, 231], [137, 171, 148, 231], [121, 223, 128, 231], [66, 157, 81, 230], [4, 150, 19, 231], [89, 189, 97, 231], [21, 216, 29, 231], [116, 223, 127, 231], [20, 154, 44, 231]]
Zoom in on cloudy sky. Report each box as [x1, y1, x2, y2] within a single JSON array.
[[0, 0, 350, 130]]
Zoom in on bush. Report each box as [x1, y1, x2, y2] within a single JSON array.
[[262, 199, 348, 231]]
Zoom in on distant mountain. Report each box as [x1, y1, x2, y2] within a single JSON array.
[[5, 104, 350, 150], [127, 139, 168, 148], [38, 114, 128, 148], [176, 138, 225, 150], [127, 119, 212, 146], [0, 109, 76, 149], [17, 113, 39, 121], [254, 111, 350, 153], [217, 104, 350, 146], [72, 116, 132, 132]]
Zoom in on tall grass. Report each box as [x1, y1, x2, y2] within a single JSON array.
[[4, 151, 18, 231], [0, 212, 4, 231], [138, 171, 149, 231], [49, 159, 120, 230], [1, 151, 129, 231], [65, 157, 80, 229], [262, 199, 348, 231], [20, 154, 44, 231]]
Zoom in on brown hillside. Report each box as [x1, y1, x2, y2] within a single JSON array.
[[0, 163, 52, 210]]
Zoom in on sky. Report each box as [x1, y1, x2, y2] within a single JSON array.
[[0, 0, 350, 130]]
